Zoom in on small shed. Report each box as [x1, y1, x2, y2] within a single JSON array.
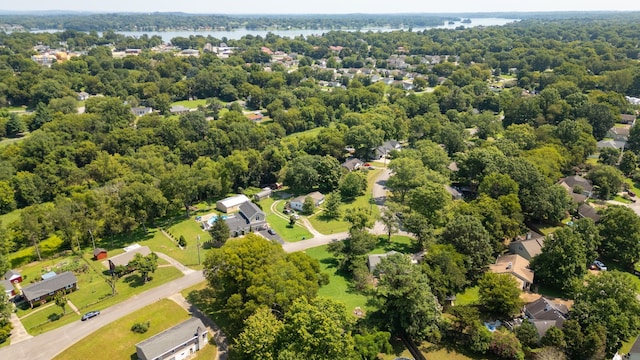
[[93, 248, 108, 261], [4, 269, 22, 283], [253, 187, 272, 201]]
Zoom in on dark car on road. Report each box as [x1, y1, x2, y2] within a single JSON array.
[[268, 229, 277, 235], [81, 310, 100, 321]]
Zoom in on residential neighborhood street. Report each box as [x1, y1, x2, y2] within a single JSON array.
[[0, 270, 205, 360], [0, 167, 406, 360]]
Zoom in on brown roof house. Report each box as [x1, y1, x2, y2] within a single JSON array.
[[21, 271, 77, 308], [523, 297, 569, 337], [135, 317, 208, 360], [509, 231, 545, 261], [489, 254, 534, 291]]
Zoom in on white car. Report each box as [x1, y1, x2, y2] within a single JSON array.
[[593, 260, 607, 271]]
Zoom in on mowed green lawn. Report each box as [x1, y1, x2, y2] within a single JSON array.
[[170, 99, 207, 109], [309, 168, 382, 234], [303, 245, 370, 314], [53, 299, 209, 360], [16, 254, 183, 335], [260, 198, 312, 242]]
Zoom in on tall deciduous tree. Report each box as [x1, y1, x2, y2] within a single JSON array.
[[422, 244, 467, 303], [128, 252, 159, 283], [441, 215, 494, 281], [598, 206, 640, 268], [530, 227, 588, 291], [234, 307, 283, 360], [478, 272, 523, 319], [374, 253, 441, 341], [570, 271, 640, 357]]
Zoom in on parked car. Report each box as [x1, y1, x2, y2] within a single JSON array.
[[629, 190, 636, 197], [81, 310, 100, 321], [283, 209, 291, 214], [268, 229, 276, 235], [593, 260, 607, 271], [292, 214, 300, 220]]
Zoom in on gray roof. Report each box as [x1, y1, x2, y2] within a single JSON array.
[[239, 201, 264, 221], [578, 203, 600, 222], [22, 271, 77, 301], [559, 175, 592, 192], [597, 139, 626, 150], [4, 269, 20, 280], [0, 279, 13, 292], [510, 236, 545, 261], [106, 246, 151, 267], [136, 318, 206, 360], [368, 251, 399, 272], [524, 297, 568, 321], [341, 158, 363, 171], [93, 248, 107, 257], [530, 319, 565, 338]]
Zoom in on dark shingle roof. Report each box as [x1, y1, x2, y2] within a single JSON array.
[[525, 297, 568, 321], [239, 201, 264, 221], [22, 271, 77, 301], [136, 318, 206, 360]]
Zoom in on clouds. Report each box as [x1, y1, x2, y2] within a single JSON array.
[[2, 0, 640, 14]]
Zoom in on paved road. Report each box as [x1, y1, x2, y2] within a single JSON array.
[[1, 168, 410, 359], [0, 270, 205, 360]]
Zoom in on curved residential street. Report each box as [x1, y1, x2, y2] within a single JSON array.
[[0, 167, 406, 360]]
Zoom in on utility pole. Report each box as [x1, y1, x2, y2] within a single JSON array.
[[197, 234, 201, 265]]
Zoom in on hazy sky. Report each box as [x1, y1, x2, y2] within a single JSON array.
[[2, 0, 640, 14]]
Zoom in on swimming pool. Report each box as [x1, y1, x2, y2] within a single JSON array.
[[207, 215, 228, 225]]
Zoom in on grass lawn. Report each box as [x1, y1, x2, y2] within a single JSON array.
[[308, 169, 382, 235], [0, 207, 22, 226], [259, 198, 312, 242], [303, 245, 370, 314], [369, 235, 415, 254], [620, 335, 639, 354], [16, 253, 183, 335], [456, 286, 479, 306], [170, 99, 207, 109], [53, 299, 193, 360], [613, 195, 634, 204]]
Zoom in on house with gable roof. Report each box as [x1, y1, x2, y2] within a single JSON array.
[[523, 297, 569, 337], [21, 271, 77, 308], [489, 254, 534, 291], [224, 201, 268, 237], [135, 317, 208, 360], [509, 231, 545, 261]]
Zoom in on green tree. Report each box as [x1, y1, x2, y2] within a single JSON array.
[[118, 182, 168, 233], [379, 208, 398, 243], [30, 102, 52, 131], [281, 297, 357, 360], [489, 330, 525, 360], [478, 272, 523, 319], [54, 291, 67, 315], [406, 181, 451, 227], [5, 113, 25, 137], [0, 292, 12, 344], [479, 173, 519, 199], [209, 216, 230, 243], [234, 307, 284, 360], [422, 244, 467, 303], [598, 147, 620, 166], [514, 320, 539, 349], [619, 150, 637, 175], [441, 215, 494, 281], [322, 191, 341, 220], [343, 208, 374, 230], [128, 252, 159, 283], [0, 181, 15, 215], [598, 205, 640, 268], [353, 331, 393, 360], [386, 157, 428, 203], [374, 253, 441, 341], [586, 165, 624, 199], [203, 235, 323, 334], [571, 271, 640, 356], [339, 171, 367, 200], [530, 227, 588, 291], [563, 319, 606, 360], [302, 196, 315, 215], [540, 326, 566, 350]]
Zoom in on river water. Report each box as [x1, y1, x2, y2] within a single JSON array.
[[31, 17, 518, 41]]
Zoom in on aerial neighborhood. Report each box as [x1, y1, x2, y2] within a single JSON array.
[[2, 8, 640, 360]]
